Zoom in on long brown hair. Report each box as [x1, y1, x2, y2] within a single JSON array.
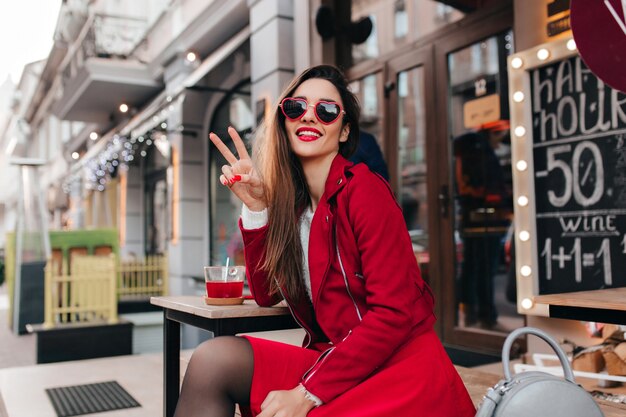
[[254, 65, 360, 302]]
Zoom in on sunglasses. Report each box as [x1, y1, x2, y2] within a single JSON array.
[[279, 98, 345, 125]]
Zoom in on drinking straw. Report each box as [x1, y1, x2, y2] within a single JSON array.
[[223, 257, 230, 281]]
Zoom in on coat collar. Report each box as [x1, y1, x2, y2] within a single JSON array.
[[321, 154, 354, 203], [308, 153, 352, 309]]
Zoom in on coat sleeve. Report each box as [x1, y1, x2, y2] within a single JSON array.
[[301, 170, 434, 403], [239, 219, 282, 307]]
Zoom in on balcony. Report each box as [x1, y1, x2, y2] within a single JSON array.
[[53, 13, 162, 123]]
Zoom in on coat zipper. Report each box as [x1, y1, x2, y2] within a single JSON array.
[[335, 236, 363, 322], [302, 346, 335, 383], [302, 330, 352, 384], [276, 279, 312, 348]]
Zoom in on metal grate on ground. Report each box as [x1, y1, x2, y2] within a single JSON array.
[[45, 381, 140, 417]]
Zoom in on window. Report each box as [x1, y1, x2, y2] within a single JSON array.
[[352, 0, 466, 65], [395, 0, 408, 39], [209, 82, 252, 265]]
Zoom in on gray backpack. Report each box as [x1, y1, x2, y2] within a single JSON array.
[[475, 327, 604, 417]]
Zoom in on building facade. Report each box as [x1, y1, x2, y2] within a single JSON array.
[[2, 0, 617, 360]]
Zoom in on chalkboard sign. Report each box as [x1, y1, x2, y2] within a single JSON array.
[[531, 55, 626, 294]]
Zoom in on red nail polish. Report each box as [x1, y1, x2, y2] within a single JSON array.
[[233, 175, 241, 181], [223, 180, 229, 185]]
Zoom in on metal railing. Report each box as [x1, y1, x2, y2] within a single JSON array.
[[117, 255, 168, 300], [61, 13, 147, 85], [92, 14, 148, 57], [44, 255, 118, 328], [43, 254, 168, 327]]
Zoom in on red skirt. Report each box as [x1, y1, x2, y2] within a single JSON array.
[[239, 328, 475, 417]]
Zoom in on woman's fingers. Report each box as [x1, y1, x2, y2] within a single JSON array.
[[213, 129, 264, 204], [209, 132, 239, 165], [256, 405, 275, 417], [259, 391, 276, 413], [232, 173, 258, 186], [228, 126, 251, 160], [221, 164, 235, 182], [210, 128, 251, 164], [258, 389, 309, 417]]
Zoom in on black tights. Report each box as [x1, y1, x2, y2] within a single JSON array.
[[174, 336, 254, 417]]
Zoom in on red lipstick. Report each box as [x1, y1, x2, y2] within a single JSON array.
[[296, 127, 322, 142]]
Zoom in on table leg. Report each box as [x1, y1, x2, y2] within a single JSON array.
[[164, 309, 180, 417]]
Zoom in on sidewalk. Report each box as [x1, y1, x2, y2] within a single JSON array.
[[0, 352, 175, 417], [0, 285, 36, 369], [0, 284, 192, 417]]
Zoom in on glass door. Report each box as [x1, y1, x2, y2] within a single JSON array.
[[434, 5, 521, 353], [448, 31, 519, 331], [349, 47, 439, 318], [386, 46, 442, 317], [348, 70, 389, 180]]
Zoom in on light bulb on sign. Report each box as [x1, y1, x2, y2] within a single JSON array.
[[519, 230, 530, 241], [521, 298, 534, 310], [517, 195, 529, 206], [516, 160, 528, 171], [537, 48, 550, 61], [520, 265, 532, 277], [511, 57, 524, 69], [514, 126, 526, 137], [513, 91, 525, 102], [566, 39, 577, 51]]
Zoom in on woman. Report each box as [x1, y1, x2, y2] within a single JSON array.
[[175, 65, 476, 417]]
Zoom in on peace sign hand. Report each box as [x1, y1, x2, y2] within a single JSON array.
[[209, 127, 267, 212]]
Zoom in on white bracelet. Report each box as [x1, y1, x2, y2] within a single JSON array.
[[297, 383, 323, 407]]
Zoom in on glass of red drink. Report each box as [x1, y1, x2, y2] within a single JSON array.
[[203, 266, 245, 300]]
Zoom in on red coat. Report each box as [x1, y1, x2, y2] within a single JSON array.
[[241, 155, 473, 414]]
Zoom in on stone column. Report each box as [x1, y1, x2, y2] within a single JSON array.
[[248, 0, 296, 124], [166, 92, 207, 293], [167, 90, 213, 348]]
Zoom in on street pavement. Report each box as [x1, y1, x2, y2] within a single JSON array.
[[0, 285, 36, 369]]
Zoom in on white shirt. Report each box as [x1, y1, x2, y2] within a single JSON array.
[[241, 204, 314, 301]]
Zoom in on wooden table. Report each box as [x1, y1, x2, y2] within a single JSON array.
[[534, 288, 626, 325], [150, 296, 297, 417]]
